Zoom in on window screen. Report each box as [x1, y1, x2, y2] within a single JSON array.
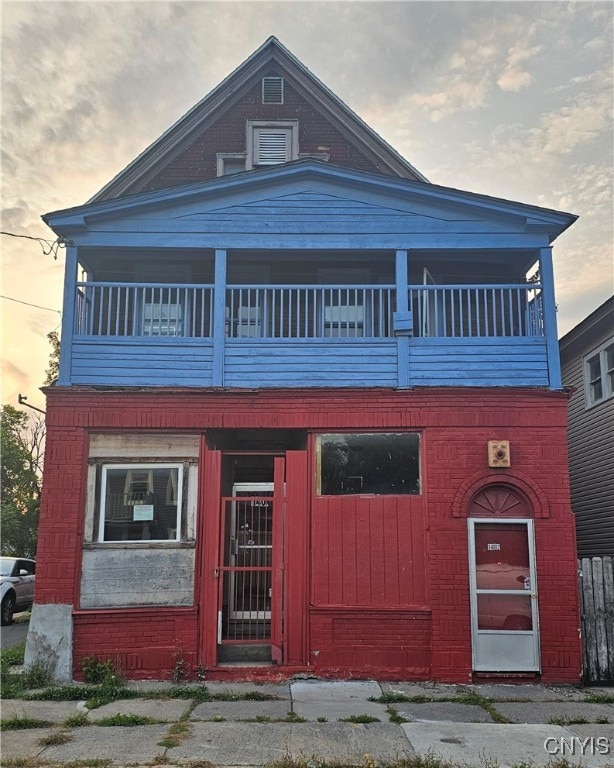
[[99, 464, 183, 542], [317, 433, 420, 495]]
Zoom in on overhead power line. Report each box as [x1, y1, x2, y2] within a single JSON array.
[[1, 230, 72, 259], [0, 294, 61, 314]]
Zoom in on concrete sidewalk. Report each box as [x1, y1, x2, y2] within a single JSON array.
[[1, 679, 613, 767]]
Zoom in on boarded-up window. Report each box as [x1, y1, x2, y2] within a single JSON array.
[[317, 433, 420, 495]]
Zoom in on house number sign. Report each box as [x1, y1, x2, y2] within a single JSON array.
[[487, 543, 501, 550]]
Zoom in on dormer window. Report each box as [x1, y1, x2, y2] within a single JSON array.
[[262, 76, 284, 104], [246, 120, 299, 169]]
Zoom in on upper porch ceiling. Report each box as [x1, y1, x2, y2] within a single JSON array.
[[44, 161, 577, 248]]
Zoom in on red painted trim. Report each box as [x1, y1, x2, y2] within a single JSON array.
[[285, 451, 309, 665], [199, 445, 221, 668]]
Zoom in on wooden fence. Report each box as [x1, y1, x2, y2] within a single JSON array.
[[578, 556, 614, 684]]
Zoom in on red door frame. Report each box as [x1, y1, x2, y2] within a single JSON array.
[[199, 446, 309, 669]]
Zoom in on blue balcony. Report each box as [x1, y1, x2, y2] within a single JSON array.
[[66, 279, 550, 389]]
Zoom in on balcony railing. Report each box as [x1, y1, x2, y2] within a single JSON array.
[[76, 282, 214, 337], [226, 285, 395, 338], [74, 282, 544, 340], [408, 284, 544, 338]]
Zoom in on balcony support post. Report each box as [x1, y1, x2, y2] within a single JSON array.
[[212, 249, 227, 386], [57, 245, 78, 386], [538, 246, 562, 389], [395, 249, 410, 388]]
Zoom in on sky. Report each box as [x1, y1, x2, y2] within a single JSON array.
[[1, 0, 613, 410]]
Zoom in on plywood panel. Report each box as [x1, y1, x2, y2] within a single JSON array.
[[312, 495, 426, 608]]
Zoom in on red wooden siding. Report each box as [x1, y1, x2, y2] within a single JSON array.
[[312, 496, 427, 608]]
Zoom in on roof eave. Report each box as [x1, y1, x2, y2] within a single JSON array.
[[88, 37, 426, 204]]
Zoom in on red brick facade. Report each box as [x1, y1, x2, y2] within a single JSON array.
[[37, 386, 582, 683], [142, 74, 386, 193]]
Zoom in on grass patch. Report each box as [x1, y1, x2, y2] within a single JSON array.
[[370, 692, 509, 724], [338, 714, 381, 724], [157, 736, 181, 748], [1, 643, 25, 667], [157, 721, 192, 748], [0, 761, 112, 768], [168, 721, 191, 734], [38, 731, 74, 746], [25, 685, 98, 701], [63, 712, 90, 727], [146, 684, 279, 703], [584, 693, 614, 704], [0, 715, 53, 730], [148, 685, 211, 703], [97, 713, 162, 727], [549, 716, 589, 726], [284, 711, 307, 722], [387, 706, 410, 724], [0, 645, 54, 699]]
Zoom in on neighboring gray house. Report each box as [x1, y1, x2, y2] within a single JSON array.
[[560, 296, 614, 557]]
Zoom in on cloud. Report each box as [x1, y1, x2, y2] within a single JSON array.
[[497, 44, 541, 92]]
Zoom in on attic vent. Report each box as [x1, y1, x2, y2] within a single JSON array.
[[254, 129, 290, 164], [262, 77, 284, 104]]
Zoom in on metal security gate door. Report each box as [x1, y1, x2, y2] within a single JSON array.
[[468, 519, 540, 672], [217, 458, 284, 663], [227, 483, 273, 624]]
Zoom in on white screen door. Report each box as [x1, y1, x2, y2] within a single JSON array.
[[468, 518, 540, 671]]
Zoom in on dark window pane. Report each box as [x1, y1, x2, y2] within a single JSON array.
[[477, 594, 533, 631], [318, 433, 420, 495], [102, 465, 181, 541]]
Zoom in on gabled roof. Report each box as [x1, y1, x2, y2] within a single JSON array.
[[47, 158, 576, 241], [559, 296, 614, 360], [89, 37, 428, 203]]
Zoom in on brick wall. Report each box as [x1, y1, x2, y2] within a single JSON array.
[[38, 386, 582, 682], [141, 76, 385, 192]]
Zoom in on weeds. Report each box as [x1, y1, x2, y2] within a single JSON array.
[[97, 713, 162, 726], [338, 714, 381, 724], [284, 711, 307, 722], [387, 706, 409, 724], [63, 711, 90, 727], [584, 693, 614, 704], [0, 644, 54, 699], [370, 692, 509, 724], [81, 656, 122, 686], [549, 716, 589, 725], [0, 761, 112, 768], [0, 715, 53, 730], [157, 721, 192, 748], [38, 730, 74, 746]]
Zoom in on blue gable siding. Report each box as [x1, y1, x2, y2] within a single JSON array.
[[46, 163, 573, 392]]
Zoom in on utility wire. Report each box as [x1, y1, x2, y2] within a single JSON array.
[[0, 294, 61, 314], [1, 230, 71, 259]]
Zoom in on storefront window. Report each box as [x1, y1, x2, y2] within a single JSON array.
[[317, 433, 420, 495]]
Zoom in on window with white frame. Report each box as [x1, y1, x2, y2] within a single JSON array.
[[246, 120, 298, 169], [217, 153, 247, 177], [98, 464, 184, 542], [584, 339, 614, 407]]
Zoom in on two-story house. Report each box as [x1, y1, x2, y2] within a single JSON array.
[[27, 37, 582, 684]]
